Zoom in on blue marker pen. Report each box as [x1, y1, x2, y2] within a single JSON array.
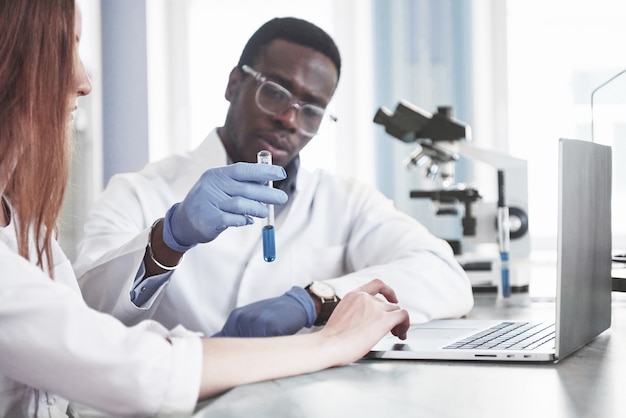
[[497, 170, 511, 298], [257, 150, 276, 262]]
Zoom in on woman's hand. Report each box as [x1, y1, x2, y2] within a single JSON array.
[[320, 279, 410, 365]]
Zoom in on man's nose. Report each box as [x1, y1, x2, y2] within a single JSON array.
[[273, 104, 299, 130]]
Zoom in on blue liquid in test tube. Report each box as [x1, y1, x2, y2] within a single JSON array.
[[257, 150, 276, 262], [262, 225, 276, 262]]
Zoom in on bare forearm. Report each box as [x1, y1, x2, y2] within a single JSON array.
[[197, 333, 339, 399], [197, 280, 410, 400]]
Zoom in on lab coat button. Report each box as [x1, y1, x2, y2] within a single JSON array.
[[141, 286, 147, 292]]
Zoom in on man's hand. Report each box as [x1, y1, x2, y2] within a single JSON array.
[[164, 163, 287, 250], [212, 287, 317, 337]]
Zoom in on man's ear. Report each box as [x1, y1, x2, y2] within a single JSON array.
[[225, 66, 243, 102]]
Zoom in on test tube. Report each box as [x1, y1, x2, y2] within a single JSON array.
[[257, 150, 276, 262], [497, 170, 511, 298]]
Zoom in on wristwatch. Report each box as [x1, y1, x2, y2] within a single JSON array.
[[305, 281, 340, 326]]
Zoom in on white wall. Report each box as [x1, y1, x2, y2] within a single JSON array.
[[507, 0, 626, 250]]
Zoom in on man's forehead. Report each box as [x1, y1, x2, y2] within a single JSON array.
[[253, 41, 338, 100]]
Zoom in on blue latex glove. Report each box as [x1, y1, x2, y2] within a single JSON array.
[[163, 162, 287, 251], [212, 286, 317, 337]]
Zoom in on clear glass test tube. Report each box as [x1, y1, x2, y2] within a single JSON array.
[[257, 150, 276, 262], [497, 170, 511, 298]]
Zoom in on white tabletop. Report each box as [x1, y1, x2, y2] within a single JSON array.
[[193, 264, 626, 418]]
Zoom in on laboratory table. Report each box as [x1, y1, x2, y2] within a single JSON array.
[[193, 268, 626, 418]]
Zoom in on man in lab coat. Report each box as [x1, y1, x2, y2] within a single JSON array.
[[74, 17, 474, 337]]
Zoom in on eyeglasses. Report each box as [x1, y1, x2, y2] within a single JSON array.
[[241, 65, 337, 136]]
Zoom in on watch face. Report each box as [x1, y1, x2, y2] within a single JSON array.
[[310, 281, 336, 299]]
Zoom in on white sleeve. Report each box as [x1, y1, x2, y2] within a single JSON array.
[[321, 180, 474, 323], [0, 247, 202, 416], [74, 171, 179, 324], [76, 227, 171, 324]]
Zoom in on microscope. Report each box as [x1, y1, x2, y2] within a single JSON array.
[[374, 100, 531, 292]]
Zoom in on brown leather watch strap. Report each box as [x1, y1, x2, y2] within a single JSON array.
[[305, 282, 340, 326]]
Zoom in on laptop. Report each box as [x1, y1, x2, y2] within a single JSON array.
[[612, 254, 626, 290], [366, 138, 612, 362]]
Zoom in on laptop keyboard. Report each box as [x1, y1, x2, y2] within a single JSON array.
[[443, 321, 556, 351]]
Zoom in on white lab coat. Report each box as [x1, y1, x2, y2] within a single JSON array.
[[0, 221, 201, 417], [75, 129, 474, 335]]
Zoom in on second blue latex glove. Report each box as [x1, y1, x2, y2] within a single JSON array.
[[212, 286, 317, 337], [163, 162, 287, 251]]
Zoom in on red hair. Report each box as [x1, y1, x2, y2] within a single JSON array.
[[0, 0, 75, 275]]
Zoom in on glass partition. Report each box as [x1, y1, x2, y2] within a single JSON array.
[[591, 69, 626, 251]]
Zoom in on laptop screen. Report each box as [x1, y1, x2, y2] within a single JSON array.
[[556, 138, 612, 359]]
